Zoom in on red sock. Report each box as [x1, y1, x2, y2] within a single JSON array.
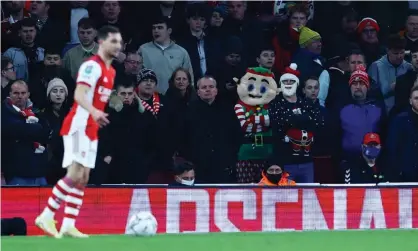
[[41, 177, 73, 219], [61, 186, 85, 230]]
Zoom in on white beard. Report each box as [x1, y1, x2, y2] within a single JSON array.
[[281, 84, 297, 97]]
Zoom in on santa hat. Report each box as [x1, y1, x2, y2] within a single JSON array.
[[279, 63, 300, 85], [349, 65, 370, 88], [46, 78, 68, 97], [357, 17, 380, 34]]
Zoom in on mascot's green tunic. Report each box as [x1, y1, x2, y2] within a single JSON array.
[[234, 67, 280, 183]]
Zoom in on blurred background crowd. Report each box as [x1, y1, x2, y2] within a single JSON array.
[[1, 0, 418, 186]]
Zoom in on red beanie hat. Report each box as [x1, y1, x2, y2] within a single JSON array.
[[357, 17, 380, 34], [349, 65, 370, 88]]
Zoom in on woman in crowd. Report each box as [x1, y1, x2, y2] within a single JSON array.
[[40, 78, 69, 184]]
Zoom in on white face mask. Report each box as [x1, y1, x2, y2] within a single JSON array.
[[281, 83, 298, 97], [180, 179, 195, 186]]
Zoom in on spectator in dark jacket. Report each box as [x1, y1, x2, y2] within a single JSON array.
[[1, 80, 50, 185], [165, 68, 197, 156], [340, 133, 384, 184], [337, 65, 386, 167], [269, 64, 325, 183], [1, 56, 17, 101], [302, 76, 335, 183], [292, 26, 330, 107], [29, 47, 75, 110], [176, 3, 220, 83], [393, 46, 418, 116], [385, 86, 418, 182], [169, 158, 196, 187], [355, 17, 386, 67], [181, 76, 242, 183], [91, 82, 153, 185], [39, 78, 70, 184]]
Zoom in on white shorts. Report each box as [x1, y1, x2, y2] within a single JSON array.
[[62, 130, 98, 169]]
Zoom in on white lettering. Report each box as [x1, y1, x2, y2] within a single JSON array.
[[262, 189, 298, 232], [333, 189, 347, 230], [303, 189, 328, 230], [399, 189, 413, 229], [214, 189, 257, 232], [166, 189, 209, 233], [124, 189, 152, 234], [359, 189, 386, 229]]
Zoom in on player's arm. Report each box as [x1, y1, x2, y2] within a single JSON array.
[[74, 61, 102, 114], [75, 61, 109, 126]]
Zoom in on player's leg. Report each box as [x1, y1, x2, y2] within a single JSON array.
[[35, 135, 84, 237], [60, 139, 97, 238], [59, 166, 89, 237]]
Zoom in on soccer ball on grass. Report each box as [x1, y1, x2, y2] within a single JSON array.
[[126, 211, 158, 236]]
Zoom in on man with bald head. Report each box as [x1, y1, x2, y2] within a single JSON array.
[[180, 76, 242, 183], [2, 80, 50, 185]]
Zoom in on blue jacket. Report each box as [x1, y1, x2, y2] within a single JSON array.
[[1, 100, 50, 179], [3, 46, 44, 82], [368, 55, 412, 113], [385, 110, 418, 181], [339, 100, 385, 159]]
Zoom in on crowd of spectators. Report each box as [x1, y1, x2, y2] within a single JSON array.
[[1, 0, 418, 186]]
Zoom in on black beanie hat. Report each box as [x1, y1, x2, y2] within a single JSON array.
[[137, 68, 158, 85]]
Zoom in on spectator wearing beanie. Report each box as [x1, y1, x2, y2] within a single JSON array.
[[269, 64, 325, 183], [293, 26, 330, 107], [135, 68, 176, 184], [336, 65, 386, 168], [368, 34, 412, 114], [356, 17, 385, 67], [272, 3, 307, 74], [258, 158, 296, 186], [206, 5, 227, 39], [40, 78, 69, 184]]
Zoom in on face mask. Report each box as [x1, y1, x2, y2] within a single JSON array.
[[180, 179, 195, 186], [266, 173, 282, 184], [362, 146, 381, 159]]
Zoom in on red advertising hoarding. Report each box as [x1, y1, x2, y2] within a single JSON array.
[[1, 187, 418, 235]]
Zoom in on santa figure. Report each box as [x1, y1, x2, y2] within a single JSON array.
[[268, 63, 324, 183], [234, 67, 280, 183]]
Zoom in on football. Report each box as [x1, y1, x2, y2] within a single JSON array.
[[126, 211, 158, 236]]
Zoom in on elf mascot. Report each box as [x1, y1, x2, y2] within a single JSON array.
[[234, 67, 280, 183]]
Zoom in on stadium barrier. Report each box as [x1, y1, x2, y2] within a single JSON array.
[[1, 184, 417, 235]]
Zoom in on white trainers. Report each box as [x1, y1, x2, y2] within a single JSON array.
[[35, 216, 60, 238], [59, 227, 89, 238]]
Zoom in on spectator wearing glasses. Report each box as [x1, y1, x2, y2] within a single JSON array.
[[1, 56, 16, 101], [356, 17, 385, 67], [115, 50, 143, 87]]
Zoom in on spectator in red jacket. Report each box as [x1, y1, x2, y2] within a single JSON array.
[[272, 3, 308, 74]]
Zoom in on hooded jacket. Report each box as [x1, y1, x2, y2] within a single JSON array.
[[368, 55, 412, 113]]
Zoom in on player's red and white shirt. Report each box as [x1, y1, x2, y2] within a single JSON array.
[[60, 55, 115, 141]]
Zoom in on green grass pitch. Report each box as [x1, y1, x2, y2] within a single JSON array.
[[2, 230, 418, 251]]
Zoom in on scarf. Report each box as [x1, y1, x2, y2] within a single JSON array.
[[141, 93, 160, 116], [238, 100, 268, 116], [6, 98, 45, 153]]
